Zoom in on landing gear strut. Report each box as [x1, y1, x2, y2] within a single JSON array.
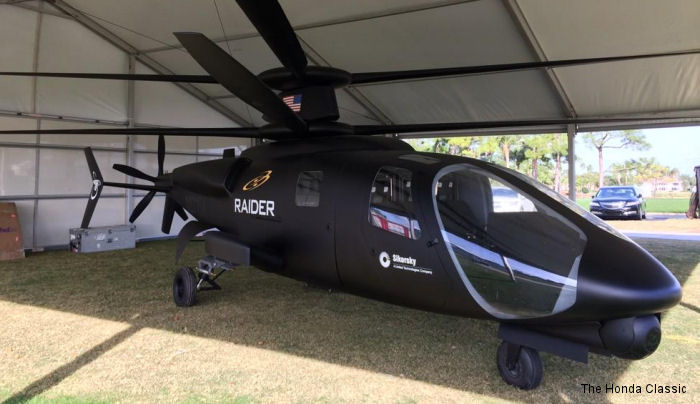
[[172, 255, 234, 307], [496, 323, 589, 390], [172, 230, 253, 307]]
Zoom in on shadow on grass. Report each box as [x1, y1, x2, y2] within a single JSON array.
[[2, 327, 140, 404], [0, 238, 697, 403]]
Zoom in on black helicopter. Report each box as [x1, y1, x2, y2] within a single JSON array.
[[0, 0, 688, 390]]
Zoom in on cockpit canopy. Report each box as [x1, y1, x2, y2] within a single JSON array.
[[433, 164, 587, 319]]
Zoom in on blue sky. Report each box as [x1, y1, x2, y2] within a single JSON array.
[[574, 126, 700, 176]]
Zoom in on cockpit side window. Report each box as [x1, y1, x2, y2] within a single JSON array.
[[369, 167, 421, 240]]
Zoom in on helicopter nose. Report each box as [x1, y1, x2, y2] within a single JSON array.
[[575, 233, 682, 319]]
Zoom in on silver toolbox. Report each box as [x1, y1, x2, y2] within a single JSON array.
[[69, 224, 136, 253]]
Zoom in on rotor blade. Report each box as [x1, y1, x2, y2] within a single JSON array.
[[157, 135, 165, 176], [113, 164, 157, 183], [350, 48, 700, 85], [129, 190, 156, 223], [162, 196, 175, 234], [235, 0, 307, 79], [353, 117, 700, 136], [0, 127, 261, 137], [0, 72, 216, 83], [174, 32, 306, 134]]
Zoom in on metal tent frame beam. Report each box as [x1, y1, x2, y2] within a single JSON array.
[[45, 0, 252, 127]]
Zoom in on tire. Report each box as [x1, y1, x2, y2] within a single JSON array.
[[173, 267, 198, 307], [497, 341, 543, 390]]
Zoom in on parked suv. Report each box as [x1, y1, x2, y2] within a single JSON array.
[[590, 186, 646, 220]]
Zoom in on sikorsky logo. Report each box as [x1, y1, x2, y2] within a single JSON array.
[[378, 251, 432, 275], [242, 170, 272, 191], [392, 254, 416, 267], [234, 198, 275, 216], [379, 252, 391, 268]]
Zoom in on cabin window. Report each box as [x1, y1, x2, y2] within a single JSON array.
[[295, 171, 323, 207], [369, 167, 421, 240]]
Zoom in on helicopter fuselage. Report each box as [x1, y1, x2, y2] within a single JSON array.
[[168, 135, 681, 360]]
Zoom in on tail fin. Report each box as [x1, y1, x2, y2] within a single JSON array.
[[81, 147, 103, 228]]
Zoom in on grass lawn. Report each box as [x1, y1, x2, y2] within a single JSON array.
[[0, 239, 698, 403], [577, 198, 690, 213]]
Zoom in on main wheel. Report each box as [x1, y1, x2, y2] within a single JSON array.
[[496, 341, 543, 390], [173, 267, 198, 307]]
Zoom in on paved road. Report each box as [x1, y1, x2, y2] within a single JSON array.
[[644, 213, 687, 221]]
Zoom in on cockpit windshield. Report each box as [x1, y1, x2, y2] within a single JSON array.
[[433, 164, 587, 319]]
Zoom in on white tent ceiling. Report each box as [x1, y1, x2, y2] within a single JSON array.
[[6, 0, 700, 133]]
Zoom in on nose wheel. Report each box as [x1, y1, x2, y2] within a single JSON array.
[[496, 341, 543, 390]]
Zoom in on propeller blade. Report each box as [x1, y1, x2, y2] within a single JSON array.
[[0, 72, 216, 83], [174, 32, 306, 134], [173, 202, 188, 221], [0, 127, 261, 137], [157, 134, 165, 176], [353, 116, 700, 136], [235, 0, 307, 79], [129, 190, 156, 223], [81, 191, 100, 229], [350, 48, 700, 85], [162, 196, 175, 234], [113, 164, 158, 183], [102, 182, 168, 192], [81, 147, 104, 229]]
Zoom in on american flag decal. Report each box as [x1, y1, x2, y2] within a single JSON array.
[[282, 94, 302, 112]]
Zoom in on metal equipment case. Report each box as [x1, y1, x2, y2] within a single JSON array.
[[69, 224, 136, 253]]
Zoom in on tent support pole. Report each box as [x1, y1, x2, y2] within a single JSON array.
[[567, 124, 577, 201]]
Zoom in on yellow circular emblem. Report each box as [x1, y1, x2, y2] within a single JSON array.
[[242, 170, 272, 191]]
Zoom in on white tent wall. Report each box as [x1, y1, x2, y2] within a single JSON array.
[[36, 13, 129, 121], [0, 4, 252, 250]]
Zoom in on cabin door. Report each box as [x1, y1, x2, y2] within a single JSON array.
[[335, 163, 447, 310]]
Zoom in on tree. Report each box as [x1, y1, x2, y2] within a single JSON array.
[[582, 130, 649, 188], [524, 135, 557, 181], [406, 138, 435, 153], [547, 134, 568, 193], [492, 135, 522, 168], [608, 159, 643, 185], [680, 173, 695, 191], [636, 157, 671, 197]]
